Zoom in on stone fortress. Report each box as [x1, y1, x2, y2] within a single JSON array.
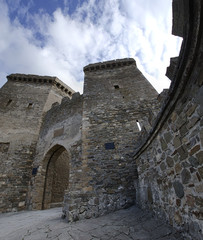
[[0, 0, 202, 239]]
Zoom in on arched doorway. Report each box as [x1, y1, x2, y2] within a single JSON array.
[[42, 145, 70, 209]]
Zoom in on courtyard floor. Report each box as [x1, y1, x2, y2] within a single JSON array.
[[0, 206, 184, 240]]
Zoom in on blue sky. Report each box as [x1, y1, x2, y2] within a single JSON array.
[[0, 0, 182, 93]]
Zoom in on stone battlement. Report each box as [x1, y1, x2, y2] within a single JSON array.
[[7, 74, 75, 96], [83, 58, 136, 72]]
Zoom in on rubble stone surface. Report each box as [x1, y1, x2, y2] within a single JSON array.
[[0, 206, 184, 240]]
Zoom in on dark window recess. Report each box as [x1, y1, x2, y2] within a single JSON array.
[[27, 103, 34, 108], [32, 167, 38, 175], [6, 99, 12, 106], [114, 85, 119, 89], [105, 142, 115, 150]]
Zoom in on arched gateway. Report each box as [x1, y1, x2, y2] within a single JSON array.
[[41, 145, 70, 209]]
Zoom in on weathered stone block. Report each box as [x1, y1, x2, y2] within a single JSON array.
[[173, 136, 181, 148], [177, 146, 188, 160], [190, 145, 200, 156], [166, 157, 174, 168], [160, 138, 167, 151], [186, 195, 195, 207], [196, 151, 203, 165], [198, 167, 203, 179], [175, 163, 182, 174], [189, 156, 200, 168], [187, 117, 200, 129], [180, 124, 188, 136], [195, 184, 203, 193], [160, 162, 166, 171], [181, 169, 191, 184], [173, 181, 184, 198], [174, 211, 183, 225], [164, 132, 173, 143], [186, 104, 197, 117]]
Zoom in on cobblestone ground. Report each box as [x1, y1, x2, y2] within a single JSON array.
[[0, 206, 184, 240]]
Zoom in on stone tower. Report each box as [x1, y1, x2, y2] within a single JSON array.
[[0, 74, 74, 212], [65, 58, 160, 220]]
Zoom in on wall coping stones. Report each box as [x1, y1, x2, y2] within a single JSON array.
[[83, 58, 136, 72], [7, 74, 75, 97]]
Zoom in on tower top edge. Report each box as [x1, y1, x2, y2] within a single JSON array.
[[83, 58, 136, 72], [6, 73, 75, 95]]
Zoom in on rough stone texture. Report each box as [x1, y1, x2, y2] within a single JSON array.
[[30, 93, 83, 211], [64, 58, 159, 221], [0, 75, 73, 213], [0, 1, 202, 240], [134, 1, 203, 239]]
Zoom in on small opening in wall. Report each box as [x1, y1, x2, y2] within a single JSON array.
[[114, 85, 119, 89], [136, 120, 142, 131], [27, 103, 34, 108], [6, 99, 12, 106]]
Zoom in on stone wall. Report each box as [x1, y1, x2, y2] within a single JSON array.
[[64, 59, 160, 221], [30, 93, 83, 211], [0, 74, 73, 212], [134, 1, 203, 239]]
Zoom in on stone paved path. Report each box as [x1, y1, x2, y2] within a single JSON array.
[[0, 206, 184, 240]]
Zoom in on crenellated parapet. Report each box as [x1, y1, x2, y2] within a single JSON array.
[[83, 58, 136, 72], [7, 74, 75, 97]]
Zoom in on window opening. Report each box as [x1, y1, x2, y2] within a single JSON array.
[[6, 99, 12, 106], [114, 85, 119, 89], [136, 120, 142, 131], [27, 103, 34, 108]]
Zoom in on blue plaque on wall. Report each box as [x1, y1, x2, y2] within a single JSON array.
[[105, 142, 115, 150], [32, 167, 38, 175]]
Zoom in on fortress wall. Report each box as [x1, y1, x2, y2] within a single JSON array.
[[0, 75, 72, 212], [30, 93, 83, 211], [135, 1, 203, 239], [66, 59, 160, 221], [135, 80, 202, 239]]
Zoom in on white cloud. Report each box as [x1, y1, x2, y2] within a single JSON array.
[[0, 0, 182, 93]]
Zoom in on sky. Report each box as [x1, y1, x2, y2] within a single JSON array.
[[0, 0, 182, 93]]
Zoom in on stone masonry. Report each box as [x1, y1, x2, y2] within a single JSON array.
[[66, 58, 159, 221], [134, 0, 203, 239], [0, 75, 74, 213], [0, 1, 202, 239], [0, 58, 159, 221]]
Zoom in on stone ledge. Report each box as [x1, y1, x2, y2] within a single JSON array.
[[166, 57, 179, 80], [172, 0, 186, 37], [83, 58, 136, 72], [7, 74, 75, 96]]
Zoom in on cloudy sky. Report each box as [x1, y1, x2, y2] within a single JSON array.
[[0, 0, 182, 93]]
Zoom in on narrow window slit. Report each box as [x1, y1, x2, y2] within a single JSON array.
[[6, 99, 12, 106], [136, 120, 142, 131]]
